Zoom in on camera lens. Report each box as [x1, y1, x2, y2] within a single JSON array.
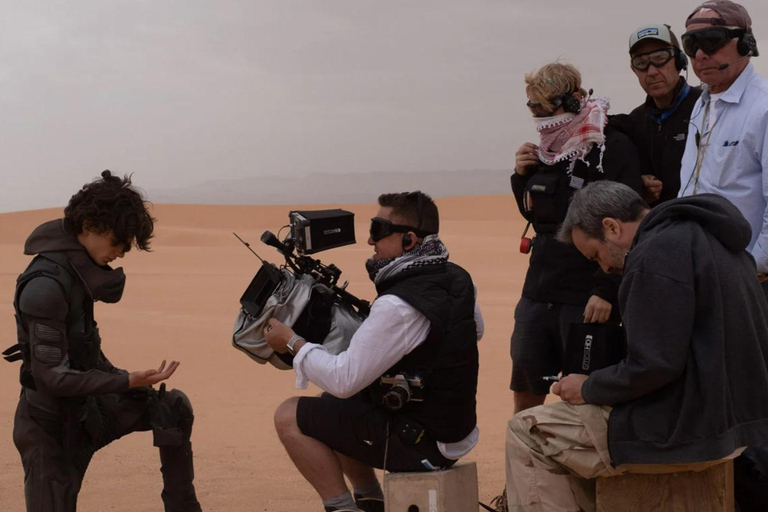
[[383, 385, 410, 411]]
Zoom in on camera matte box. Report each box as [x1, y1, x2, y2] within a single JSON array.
[[290, 209, 356, 254]]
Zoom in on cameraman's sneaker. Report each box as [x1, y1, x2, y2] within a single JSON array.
[[354, 496, 384, 512], [324, 507, 362, 512]]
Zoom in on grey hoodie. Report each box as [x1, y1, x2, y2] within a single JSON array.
[[582, 194, 768, 465]]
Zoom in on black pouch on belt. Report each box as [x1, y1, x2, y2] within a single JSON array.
[[394, 416, 426, 445], [564, 322, 626, 376]]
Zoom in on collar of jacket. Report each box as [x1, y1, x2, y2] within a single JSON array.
[[646, 77, 691, 124]]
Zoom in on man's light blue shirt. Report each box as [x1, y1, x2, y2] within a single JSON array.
[[679, 63, 768, 272]]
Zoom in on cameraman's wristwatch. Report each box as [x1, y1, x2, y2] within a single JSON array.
[[286, 334, 304, 355]]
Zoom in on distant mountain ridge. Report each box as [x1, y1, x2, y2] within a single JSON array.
[[149, 169, 512, 205]]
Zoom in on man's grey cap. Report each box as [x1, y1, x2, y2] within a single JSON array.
[[629, 24, 680, 53]]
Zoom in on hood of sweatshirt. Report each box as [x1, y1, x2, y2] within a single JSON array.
[[635, 194, 751, 253], [24, 219, 126, 303]]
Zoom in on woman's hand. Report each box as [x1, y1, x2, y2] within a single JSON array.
[[515, 142, 540, 176]]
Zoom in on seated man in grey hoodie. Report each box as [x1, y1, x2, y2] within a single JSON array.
[[504, 181, 768, 512]]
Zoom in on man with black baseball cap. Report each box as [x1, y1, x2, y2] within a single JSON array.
[[616, 23, 701, 205]]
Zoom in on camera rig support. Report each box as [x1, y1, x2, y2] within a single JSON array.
[[258, 230, 371, 317]]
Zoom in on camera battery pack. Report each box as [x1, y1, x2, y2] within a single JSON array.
[[290, 209, 356, 254]]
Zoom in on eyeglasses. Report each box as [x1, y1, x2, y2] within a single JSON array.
[[369, 217, 434, 242], [631, 48, 676, 71], [681, 27, 745, 57]]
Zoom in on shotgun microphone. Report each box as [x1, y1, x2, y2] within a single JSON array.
[[717, 51, 753, 71]]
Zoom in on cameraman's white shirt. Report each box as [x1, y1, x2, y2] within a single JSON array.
[[293, 293, 483, 459]]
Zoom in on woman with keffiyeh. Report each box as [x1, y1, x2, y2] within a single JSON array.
[[508, 62, 644, 414]]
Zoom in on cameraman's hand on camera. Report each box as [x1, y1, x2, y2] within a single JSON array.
[[583, 295, 611, 324], [552, 374, 588, 405], [128, 360, 180, 389], [514, 142, 540, 176], [263, 318, 294, 354]]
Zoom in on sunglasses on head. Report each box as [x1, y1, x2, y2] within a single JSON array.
[[681, 27, 745, 57], [369, 217, 433, 242], [631, 48, 676, 71]]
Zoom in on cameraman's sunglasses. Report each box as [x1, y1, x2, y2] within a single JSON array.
[[369, 217, 433, 242], [631, 48, 676, 71], [681, 27, 745, 57]]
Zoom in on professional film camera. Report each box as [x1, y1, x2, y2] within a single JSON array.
[[232, 209, 370, 370]]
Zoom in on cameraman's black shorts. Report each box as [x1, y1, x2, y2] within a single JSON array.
[[296, 394, 456, 472]]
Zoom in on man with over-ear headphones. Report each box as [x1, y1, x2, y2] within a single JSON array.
[[678, 1, 768, 292], [613, 23, 701, 205], [262, 191, 483, 512], [677, 3, 768, 509]]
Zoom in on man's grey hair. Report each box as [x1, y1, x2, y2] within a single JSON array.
[[557, 181, 648, 243]]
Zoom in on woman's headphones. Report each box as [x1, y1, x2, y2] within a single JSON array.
[[561, 93, 582, 114]]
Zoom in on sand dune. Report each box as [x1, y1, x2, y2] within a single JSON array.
[[0, 196, 554, 511]]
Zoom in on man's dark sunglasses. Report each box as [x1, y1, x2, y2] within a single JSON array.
[[681, 27, 745, 57], [369, 217, 433, 242], [631, 48, 676, 71]]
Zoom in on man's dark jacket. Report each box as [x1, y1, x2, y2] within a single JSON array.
[[582, 195, 768, 465], [612, 78, 701, 205], [12, 219, 129, 401], [511, 124, 643, 306]]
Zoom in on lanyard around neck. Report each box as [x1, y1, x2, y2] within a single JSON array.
[[691, 99, 720, 195]]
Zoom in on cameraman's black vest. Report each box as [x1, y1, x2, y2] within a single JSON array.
[[6, 252, 102, 390], [374, 262, 478, 443]]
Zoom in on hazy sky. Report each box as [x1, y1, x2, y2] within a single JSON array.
[[2, 0, 768, 212]]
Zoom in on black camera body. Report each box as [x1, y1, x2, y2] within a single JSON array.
[[379, 373, 424, 411]]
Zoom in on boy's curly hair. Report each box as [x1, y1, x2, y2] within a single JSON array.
[[63, 170, 155, 251]]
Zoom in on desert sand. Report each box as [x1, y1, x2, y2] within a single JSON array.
[[0, 196, 559, 511]]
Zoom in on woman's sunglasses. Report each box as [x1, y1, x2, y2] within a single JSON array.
[[526, 96, 564, 118], [369, 217, 433, 242], [681, 27, 745, 57], [630, 48, 676, 71]]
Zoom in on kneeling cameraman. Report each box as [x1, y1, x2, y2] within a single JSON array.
[[264, 191, 483, 512]]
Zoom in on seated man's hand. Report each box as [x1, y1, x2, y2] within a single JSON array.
[[128, 360, 180, 389], [264, 318, 295, 354], [552, 374, 588, 405], [641, 174, 663, 204], [583, 295, 611, 323]]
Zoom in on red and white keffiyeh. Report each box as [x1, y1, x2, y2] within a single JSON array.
[[535, 97, 610, 171]]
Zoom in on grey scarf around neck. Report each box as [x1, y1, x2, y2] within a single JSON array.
[[365, 234, 449, 285]]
